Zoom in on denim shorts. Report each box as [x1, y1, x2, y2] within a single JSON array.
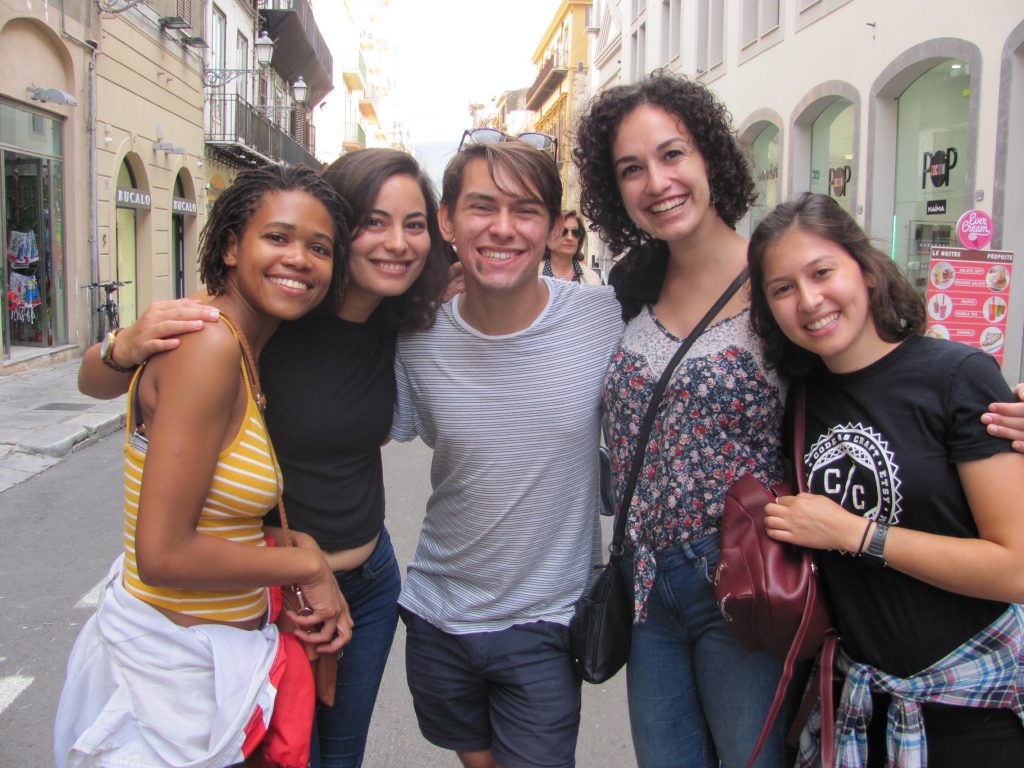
[[400, 608, 581, 768]]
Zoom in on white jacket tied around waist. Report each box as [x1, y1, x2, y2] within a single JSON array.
[[54, 556, 280, 768]]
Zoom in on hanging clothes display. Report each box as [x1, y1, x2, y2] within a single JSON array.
[[8, 270, 41, 324], [6, 230, 38, 267]]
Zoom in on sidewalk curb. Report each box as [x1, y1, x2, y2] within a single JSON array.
[[17, 412, 125, 457]]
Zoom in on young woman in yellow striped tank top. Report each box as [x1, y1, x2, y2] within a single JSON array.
[[55, 165, 355, 768]]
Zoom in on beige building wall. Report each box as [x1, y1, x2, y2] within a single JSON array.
[[95, 6, 206, 325], [0, 0, 94, 366]]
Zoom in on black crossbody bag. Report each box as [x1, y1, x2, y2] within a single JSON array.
[[569, 269, 749, 683]]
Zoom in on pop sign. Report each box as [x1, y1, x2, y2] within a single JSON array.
[[956, 209, 994, 250]]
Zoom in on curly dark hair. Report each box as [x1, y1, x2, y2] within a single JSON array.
[[574, 68, 757, 258], [322, 149, 447, 331], [198, 165, 350, 313], [747, 192, 925, 378]]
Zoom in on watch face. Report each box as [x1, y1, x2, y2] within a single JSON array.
[[101, 331, 115, 361]]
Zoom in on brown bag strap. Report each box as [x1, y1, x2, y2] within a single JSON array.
[[742, 383, 837, 768], [218, 313, 293, 546]]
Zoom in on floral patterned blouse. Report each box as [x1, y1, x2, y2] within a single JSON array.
[[603, 305, 786, 622]]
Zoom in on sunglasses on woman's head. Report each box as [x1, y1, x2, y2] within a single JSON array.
[[459, 128, 558, 160], [563, 227, 584, 238]]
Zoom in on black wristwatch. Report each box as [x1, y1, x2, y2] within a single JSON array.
[[862, 521, 889, 567]]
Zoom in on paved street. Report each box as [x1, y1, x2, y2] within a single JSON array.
[[0, 429, 634, 767]]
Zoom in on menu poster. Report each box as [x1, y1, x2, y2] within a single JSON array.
[[926, 246, 1013, 364]]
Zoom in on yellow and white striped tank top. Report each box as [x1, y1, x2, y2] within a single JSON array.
[[121, 322, 280, 622]]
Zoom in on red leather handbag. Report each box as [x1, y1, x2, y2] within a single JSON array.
[[713, 384, 835, 768]]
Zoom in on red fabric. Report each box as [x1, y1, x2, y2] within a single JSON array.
[[244, 536, 316, 768]]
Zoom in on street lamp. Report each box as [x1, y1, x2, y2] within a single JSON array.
[[202, 31, 274, 88], [291, 77, 307, 106], [258, 79, 310, 121]]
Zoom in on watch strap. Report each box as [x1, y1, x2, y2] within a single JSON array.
[[101, 328, 137, 374], [862, 520, 889, 566]]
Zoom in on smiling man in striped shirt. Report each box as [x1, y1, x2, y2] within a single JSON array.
[[391, 139, 623, 768]]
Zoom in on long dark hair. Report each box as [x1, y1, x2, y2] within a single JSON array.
[[747, 192, 925, 377], [322, 149, 447, 331], [199, 165, 350, 313], [574, 68, 757, 258], [562, 209, 587, 260]]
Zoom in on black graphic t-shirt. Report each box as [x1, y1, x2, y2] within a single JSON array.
[[804, 335, 1014, 677]]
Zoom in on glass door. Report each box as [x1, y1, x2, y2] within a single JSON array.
[[4, 151, 47, 346]]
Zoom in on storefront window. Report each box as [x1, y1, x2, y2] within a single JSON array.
[[893, 59, 969, 291], [748, 123, 781, 232], [1, 102, 65, 357], [809, 99, 854, 216]]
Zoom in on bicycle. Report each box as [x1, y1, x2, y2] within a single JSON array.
[[86, 280, 131, 342]]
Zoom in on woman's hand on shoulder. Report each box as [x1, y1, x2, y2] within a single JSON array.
[[982, 382, 1024, 453], [443, 261, 466, 302], [119, 298, 221, 367], [78, 297, 220, 399], [764, 492, 868, 554]]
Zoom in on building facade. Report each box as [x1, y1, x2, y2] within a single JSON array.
[[0, 0, 95, 367], [0, 0, 336, 371], [588, 0, 1024, 381], [527, 0, 593, 209]]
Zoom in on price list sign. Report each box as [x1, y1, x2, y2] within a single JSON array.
[[926, 246, 1013, 364]]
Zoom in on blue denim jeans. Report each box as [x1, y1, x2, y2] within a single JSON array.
[[309, 527, 401, 768], [620, 533, 791, 768]]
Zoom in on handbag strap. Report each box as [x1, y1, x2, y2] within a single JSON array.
[[609, 268, 749, 557], [219, 314, 294, 549], [742, 384, 837, 768]]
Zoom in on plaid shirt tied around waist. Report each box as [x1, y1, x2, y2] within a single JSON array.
[[797, 603, 1024, 768]]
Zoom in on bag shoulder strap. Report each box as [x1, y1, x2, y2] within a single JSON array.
[[743, 382, 837, 768], [610, 268, 749, 555]]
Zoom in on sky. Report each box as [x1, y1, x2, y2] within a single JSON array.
[[392, 0, 562, 146]]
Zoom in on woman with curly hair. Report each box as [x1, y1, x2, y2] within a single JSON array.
[[77, 149, 450, 768], [539, 209, 603, 284], [576, 69, 1024, 768], [574, 68, 795, 768]]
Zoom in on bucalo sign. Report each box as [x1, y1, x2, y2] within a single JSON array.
[[172, 197, 198, 216], [116, 187, 152, 209]]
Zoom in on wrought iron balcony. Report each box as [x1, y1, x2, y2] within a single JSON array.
[[526, 49, 568, 111], [257, 0, 333, 106], [342, 122, 365, 152], [205, 94, 319, 169]]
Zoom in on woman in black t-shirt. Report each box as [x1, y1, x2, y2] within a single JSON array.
[[747, 192, 1024, 767]]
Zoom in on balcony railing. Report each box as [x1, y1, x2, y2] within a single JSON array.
[[256, 0, 333, 105], [206, 94, 319, 169], [526, 49, 568, 111], [342, 50, 367, 92], [342, 122, 366, 151]]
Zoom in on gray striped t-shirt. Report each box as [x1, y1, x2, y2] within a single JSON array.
[[392, 278, 625, 634]]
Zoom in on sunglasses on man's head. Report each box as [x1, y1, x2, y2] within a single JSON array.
[[563, 227, 584, 238], [459, 128, 558, 160]]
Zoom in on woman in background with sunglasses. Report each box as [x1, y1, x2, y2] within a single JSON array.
[[540, 210, 603, 285], [76, 149, 449, 768]]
